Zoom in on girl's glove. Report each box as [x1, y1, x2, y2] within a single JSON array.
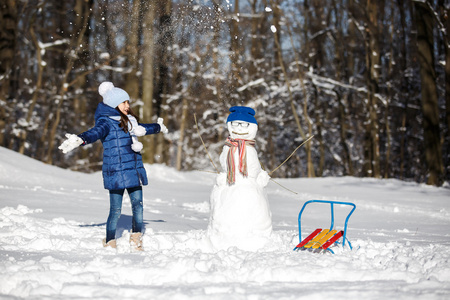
[[157, 118, 168, 134], [58, 134, 83, 154]]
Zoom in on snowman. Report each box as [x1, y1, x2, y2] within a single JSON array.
[[207, 106, 272, 250]]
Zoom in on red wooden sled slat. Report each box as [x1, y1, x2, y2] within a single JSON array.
[[320, 230, 344, 250], [294, 228, 322, 249]]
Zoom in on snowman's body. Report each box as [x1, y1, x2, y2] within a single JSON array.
[[207, 107, 272, 250]]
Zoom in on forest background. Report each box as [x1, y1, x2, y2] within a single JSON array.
[[0, 0, 449, 186]]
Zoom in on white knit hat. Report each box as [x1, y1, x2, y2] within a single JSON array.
[[98, 82, 130, 108]]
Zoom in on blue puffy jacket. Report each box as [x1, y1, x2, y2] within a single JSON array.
[[78, 102, 161, 190]]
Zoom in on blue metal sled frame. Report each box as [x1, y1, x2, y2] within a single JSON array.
[[297, 200, 356, 252]]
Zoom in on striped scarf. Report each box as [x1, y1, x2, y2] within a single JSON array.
[[225, 137, 256, 185]]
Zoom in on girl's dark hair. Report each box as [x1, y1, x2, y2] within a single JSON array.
[[115, 106, 139, 133]]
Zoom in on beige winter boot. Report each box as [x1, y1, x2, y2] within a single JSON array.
[[130, 232, 143, 251], [102, 238, 117, 248]]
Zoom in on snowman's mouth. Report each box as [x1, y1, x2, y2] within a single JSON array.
[[232, 131, 248, 135]]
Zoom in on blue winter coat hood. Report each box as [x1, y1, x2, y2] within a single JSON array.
[[94, 102, 120, 122]]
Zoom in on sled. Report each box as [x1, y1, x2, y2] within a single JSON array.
[[293, 200, 356, 254]]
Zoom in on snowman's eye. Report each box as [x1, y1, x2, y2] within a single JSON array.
[[231, 121, 250, 128]]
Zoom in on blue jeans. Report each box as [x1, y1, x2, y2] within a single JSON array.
[[106, 186, 143, 242]]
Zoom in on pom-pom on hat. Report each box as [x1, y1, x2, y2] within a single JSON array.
[[98, 81, 130, 108], [226, 106, 257, 124]]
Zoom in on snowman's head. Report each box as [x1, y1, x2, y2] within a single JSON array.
[[226, 106, 258, 140]]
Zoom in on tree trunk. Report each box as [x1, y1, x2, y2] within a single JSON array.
[[155, 0, 173, 164], [446, 22, 450, 149], [103, 0, 116, 80], [228, 0, 241, 93], [212, 1, 223, 104], [337, 92, 354, 175], [397, 0, 410, 180], [0, 0, 18, 146], [331, 0, 353, 176], [19, 9, 44, 154], [285, 18, 315, 177], [176, 97, 188, 171], [45, 0, 92, 164], [362, 0, 382, 178], [271, 0, 314, 177], [414, 1, 444, 186], [347, 0, 356, 78], [384, 0, 395, 178], [313, 86, 324, 176], [72, 0, 92, 164], [441, 2, 450, 177], [124, 0, 142, 100], [248, 0, 264, 79], [141, 1, 156, 163]]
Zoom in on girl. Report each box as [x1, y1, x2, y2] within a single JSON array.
[[59, 81, 168, 251]]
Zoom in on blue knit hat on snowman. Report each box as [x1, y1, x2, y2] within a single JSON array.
[[226, 106, 258, 124], [98, 82, 130, 108]]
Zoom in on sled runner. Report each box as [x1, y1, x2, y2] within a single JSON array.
[[293, 200, 356, 254]]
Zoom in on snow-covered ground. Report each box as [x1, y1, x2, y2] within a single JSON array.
[[1, 146, 449, 299]]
